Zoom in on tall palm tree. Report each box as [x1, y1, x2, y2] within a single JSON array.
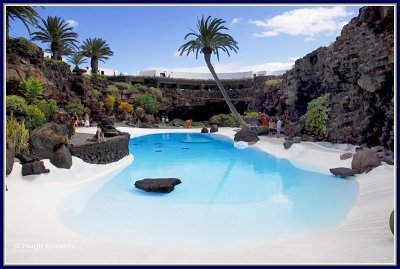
[[45, 41, 75, 60], [178, 15, 248, 128], [6, 6, 41, 39], [31, 16, 78, 60], [80, 38, 113, 74], [68, 52, 87, 69]]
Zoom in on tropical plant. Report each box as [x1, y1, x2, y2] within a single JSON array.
[[6, 6, 41, 39], [118, 102, 134, 114], [305, 93, 330, 138], [133, 83, 142, 88], [115, 82, 133, 89], [46, 41, 75, 60], [18, 78, 43, 104], [6, 95, 28, 116], [81, 37, 113, 74], [31, 16, 78, 60], [68, 52, 87, 69], [134, 94, 159, 115], [103, 95, 115, 113], [26, 104, 47, 131], [178, 15, 248, 128], [6, 114, 30, 155], [34, 99, 58, 120], [64, 100, 90, 117]]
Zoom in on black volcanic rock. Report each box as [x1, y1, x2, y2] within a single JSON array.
[[135, 178, 182, 193], [329, 167, 357, 177]]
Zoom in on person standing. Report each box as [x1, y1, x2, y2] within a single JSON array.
[[276, 118, 283, 138], [268, 118, 275, 137], [72, 112, 78, 128], [84, 113, 90, 127]]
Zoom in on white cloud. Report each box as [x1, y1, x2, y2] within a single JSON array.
[[147, 58, 296, 74], [66, 19, 78, 28], [231, 17, 242, 25], [288, 56, 301, 61], [173, 51, 180, 57], [249, 6, 352, 40]]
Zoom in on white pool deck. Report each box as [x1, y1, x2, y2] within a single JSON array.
[[4, 127, 396, 265]]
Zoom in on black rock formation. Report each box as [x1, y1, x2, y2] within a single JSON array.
[[135, 178, 182, 193]]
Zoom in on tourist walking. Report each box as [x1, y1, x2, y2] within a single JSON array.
[[84, 113, 90, 127], [161, 116, 165, 126], [97, 124, 106, 143], [268, 118, 275, 137], [165, 116, 169, 125], [276, 118, 282, 138], [71, 112, 78, 128]]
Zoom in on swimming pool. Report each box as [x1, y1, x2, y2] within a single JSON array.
[[58, 133, 359, 250]]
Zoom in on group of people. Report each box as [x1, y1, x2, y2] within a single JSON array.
[[161, 116, 169, 126], [71, 112, 105, 143], [257, 112, 283, 138], [71, 112, 90, 128]]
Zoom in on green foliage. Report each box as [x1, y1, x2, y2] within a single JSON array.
[[64, 100, 90, 117], [80, 37, 114, 74], [266, 79, 282, 85], [26, 104, 47, 131], [90, 73, 105, 80], [107, 84, 118, 93], [210, 113, 237, 126], [198, 83, 205, 91], [134, 94, 159, 115], [259, 126, 269, 135], [6, 114, 30, 155], [92, 89, 100, 98], [44, 56, 52, 62], [6, 95, 28, 116], [149, 87, 162, 100], [118, 102, 134, 113], [103, 95, 115, 112], [34, 99, 58, 120], [244, 111, 258, 118], [133, 83, 142, 88], [305, 93, 330, 138], [115, 82, 133, 89], [18, 78, 44, 104]]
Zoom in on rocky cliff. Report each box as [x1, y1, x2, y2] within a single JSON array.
[[260, 6, 394, 150]]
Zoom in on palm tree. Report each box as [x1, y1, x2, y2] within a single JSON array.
[[68, 52, 87, 69], [6, 6, 41, 39], [45, 41, 75, 60], [80, 38, 113, 74], [31, 16, 78, 60], [178, 15, 248, 129]]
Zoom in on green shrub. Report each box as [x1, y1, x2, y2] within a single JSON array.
[[199, 83, 205, 91], [244, 111, 258, 118], [18, 78, 44, 104], [6, 95, 28, 116], [103, 95, 116, 113], [266, 79, 282, 85], [149, 87, 162, 100], [134, 94, 159, 115], [305, 93, 330, 138], [107, 85, 118, 93], [90, 73, 105, 80], [133, 83, 142, 88], [34, 99, 58, 120], [115, 82, 133, 89], [6, 115, 30, 154], [26, 104, 47, 131], [65, 100, 90, 117], [210, 113, 237, 126], [92, 89, 100, 98], [44, 56, 52, 62]]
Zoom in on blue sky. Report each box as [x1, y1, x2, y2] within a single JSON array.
[[8, 4, 362, 75]]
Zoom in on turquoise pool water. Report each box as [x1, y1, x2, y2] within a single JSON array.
[[58, 133, 359, 250]]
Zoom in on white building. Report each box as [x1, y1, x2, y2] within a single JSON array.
[[138, 70, 257, 80]]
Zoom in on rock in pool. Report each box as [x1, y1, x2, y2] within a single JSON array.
[[135, 178, 182, 193]]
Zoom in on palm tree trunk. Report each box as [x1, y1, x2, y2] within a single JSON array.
[[91, 56, 98, 74], [204, 53, 249, 129], [51, 42, 58, 60]]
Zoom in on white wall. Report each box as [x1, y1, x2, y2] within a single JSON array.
[[138, 69, 255, 79]]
